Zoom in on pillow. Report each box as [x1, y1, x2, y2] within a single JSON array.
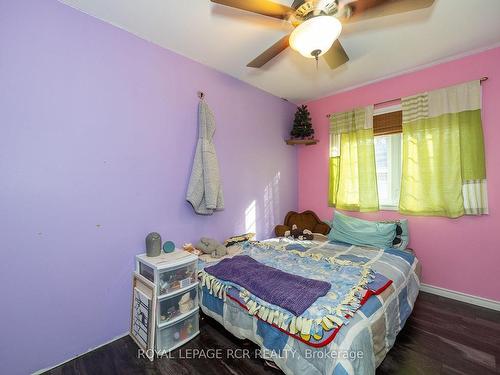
[[224, 232, 255, 247], [382, 219, 409, 250], [329, 211, 397, 249]]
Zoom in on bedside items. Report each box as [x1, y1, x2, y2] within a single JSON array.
[[135, 250, 199, 354]]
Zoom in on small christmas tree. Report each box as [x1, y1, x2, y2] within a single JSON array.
[[290, 105, 314, 139]]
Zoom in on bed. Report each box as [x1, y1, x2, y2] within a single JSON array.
[[198, 237, 420, 375]]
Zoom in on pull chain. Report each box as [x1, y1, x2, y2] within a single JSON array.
[[311, 49, 321, 71]]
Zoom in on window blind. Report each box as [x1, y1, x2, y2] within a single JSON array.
[[373, 110, 402, 136]]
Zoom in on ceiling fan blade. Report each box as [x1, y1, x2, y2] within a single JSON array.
[[210, 0, 294, 20], [291, 0, 305, 9], [323, 40, 349, 70], [247, 34, 290, 68], [341, 0, 434, 22]]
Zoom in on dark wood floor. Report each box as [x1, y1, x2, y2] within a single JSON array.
[[45, 292, 500, 375]]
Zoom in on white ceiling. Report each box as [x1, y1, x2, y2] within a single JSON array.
[[59, 0, 500, 103]]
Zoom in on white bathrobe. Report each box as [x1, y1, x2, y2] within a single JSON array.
[[186, 101, 224, 214]]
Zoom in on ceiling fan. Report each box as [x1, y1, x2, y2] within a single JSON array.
[[210, 0, 435, 69]]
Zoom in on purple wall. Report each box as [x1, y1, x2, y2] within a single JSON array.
[[0, 1, 297, 373]]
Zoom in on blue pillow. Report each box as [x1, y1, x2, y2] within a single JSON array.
[[329, 211, 397, 249], [399, 219, 409, 249], [382, 219, 409, 250]]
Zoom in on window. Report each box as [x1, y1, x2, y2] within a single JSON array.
[[328, 105, 404, 211], [328, 81, 487, 217], [373, 106, 403, 210], [374, 133, 402, 208]]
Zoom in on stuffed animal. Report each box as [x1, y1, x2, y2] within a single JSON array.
[[182, 243, 202, 256], [284, 224, 314, 241], [274, 210, 331, 237], [178, 292, 195, 314], [195, 237, 227, 258]]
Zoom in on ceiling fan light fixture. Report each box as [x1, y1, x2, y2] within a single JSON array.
[[289, 16, 342, 59]]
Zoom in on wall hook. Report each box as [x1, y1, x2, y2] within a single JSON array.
[[197, 91, 205, 100]]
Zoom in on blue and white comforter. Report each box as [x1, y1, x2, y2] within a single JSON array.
[[199, 238, 420, 375]]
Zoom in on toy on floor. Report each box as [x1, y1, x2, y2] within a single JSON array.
[[196, 237, 227, 258]]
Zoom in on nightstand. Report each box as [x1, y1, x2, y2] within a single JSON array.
[[135, 250, 199, 353]]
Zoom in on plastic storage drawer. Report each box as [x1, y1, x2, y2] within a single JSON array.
[[156, 309, 199, 352], [158, 262, 197, 296], [158, 283, 199, 325]]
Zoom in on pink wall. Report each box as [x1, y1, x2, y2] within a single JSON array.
[[298, 46, 500, 302]]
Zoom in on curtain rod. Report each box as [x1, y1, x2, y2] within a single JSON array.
[[326, 76, 488, 118]]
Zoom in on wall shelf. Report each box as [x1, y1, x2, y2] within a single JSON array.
[[285, 139, 319, 146]]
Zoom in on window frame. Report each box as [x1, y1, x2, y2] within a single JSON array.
[[373, 104, 402, 211]]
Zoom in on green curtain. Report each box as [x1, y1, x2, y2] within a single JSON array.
[[328, 156, 340, 207], [328, 106, 379, 212], [399, 81, 487, 218]]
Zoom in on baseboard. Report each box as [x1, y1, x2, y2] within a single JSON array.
[[32, 332, 129, 375], [420, 283, 500, 311]]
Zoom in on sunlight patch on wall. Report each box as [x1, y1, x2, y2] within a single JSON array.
[[264, 172, 281, 238], [245, 200, 257, 236]]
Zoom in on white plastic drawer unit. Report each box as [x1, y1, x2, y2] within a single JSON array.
[[156, 309, 199, 352], [135, 251, 198, 296], [158, 283, 199, 325], [135, 250, 200, 354], [158, 262, 197, 296]]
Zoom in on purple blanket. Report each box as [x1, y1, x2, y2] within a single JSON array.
[[204, 255, 330, 316]]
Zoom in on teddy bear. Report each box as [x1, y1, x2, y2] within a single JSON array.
[[195, 237, 227, 258]]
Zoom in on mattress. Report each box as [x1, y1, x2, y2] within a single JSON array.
[[199, 238, 421, 375]]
